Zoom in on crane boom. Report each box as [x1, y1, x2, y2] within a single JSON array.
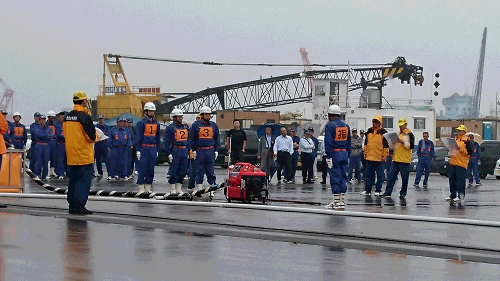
[[0, 77, 14, 115], [472, 27, 487, 117], [300, 48, 313, 92]]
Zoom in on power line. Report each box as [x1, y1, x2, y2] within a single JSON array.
[[107, 54, 389, 68]]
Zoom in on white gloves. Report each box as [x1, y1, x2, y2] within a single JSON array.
[[136, 151, 141, 161], [326, 158, 333, 169], [168, 154, 173, 162], [192, 151, 197, 160], [214, 152, 219, 159], [157, 152, 158, 157], [95, 128, 109, 142]]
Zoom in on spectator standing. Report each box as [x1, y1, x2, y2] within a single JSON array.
[[226, 119, 247, 165]]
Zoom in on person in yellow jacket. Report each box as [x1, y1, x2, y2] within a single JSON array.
[[361, 115, 390, 195], [0, 112, 9, 208], [63, 91, 99, 215], [381, 118, 415, 198], [445, 125, 471, 203]]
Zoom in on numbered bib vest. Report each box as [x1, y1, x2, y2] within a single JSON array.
[[175, 129, 188, 141], [199, 127, 214, 139], [144, 124, 157, 137]]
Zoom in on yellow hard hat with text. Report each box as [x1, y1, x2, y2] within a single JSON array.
[[397, 118, 407, 126], [456, 125, 467, 131]]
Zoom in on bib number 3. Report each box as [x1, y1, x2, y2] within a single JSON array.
[[199, 127, 213, 139]]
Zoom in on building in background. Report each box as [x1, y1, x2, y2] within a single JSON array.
[[215, 110, 280, 130], [441, 93, 474, 119]]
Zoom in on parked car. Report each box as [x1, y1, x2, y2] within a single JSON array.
[[479, 140, 500, 178], [156, 136, 169, 165], [216, 130, 259, 168], [410, 146, 449, 176]]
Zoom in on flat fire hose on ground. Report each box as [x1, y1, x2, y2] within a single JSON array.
[[24, 166, 224, 200]]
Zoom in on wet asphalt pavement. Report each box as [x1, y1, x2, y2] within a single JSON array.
[[1, 164, 500, 279]]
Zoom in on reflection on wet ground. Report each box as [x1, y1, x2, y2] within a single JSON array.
[[0, 214, 499, 280]]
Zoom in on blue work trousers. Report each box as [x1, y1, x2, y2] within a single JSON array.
[[195, 148, 216, 185], [364, 160, 385, 193], [168, 148, 189, 184], [328, 150, 348, 194], [384, 162, 410, 196], [49, 140, 58, 169], [126, 146, 132, 176], [347, 155, 362, 181], [67, 164, 93, 212], [29, 143, 36, 171], [34, 143, 50, 178], [12, 139, 24, 149], [56, 143, 68, 176], [291, 151, 299, 179], [94, 142, 109, 175], [109, 146, 127, 178], [467, 157, 480, 184], [136, 146, 158, 185], [187, 158, 196, 189], [449, 165, 466, 199], [415, 156, 432, 185]]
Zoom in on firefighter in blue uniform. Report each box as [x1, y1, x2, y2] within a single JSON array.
[[107, 117, 131, 180], [165, 108, 190, 195], [467, 134, 482, 187], [33, 115, 54, 180], [189, 106, 220, 192], [125, 118, 135, 179], [187, 113, 202, 190], [11, 112, 27, 149], [127, 118, 137, 178], [55, 112, 67, 179], [324, 105, 351, 210], [413, 131, 434, 188], [135, 102, 161, 193], [47, 111, 58, 178], [29, 112, 41, 171], [94, 114, 110, 177]]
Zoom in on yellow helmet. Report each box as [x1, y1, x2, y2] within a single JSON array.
[[456, 125, 467, 132], [73, 91, 88, 101]]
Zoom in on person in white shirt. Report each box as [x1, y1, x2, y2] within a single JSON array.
[[271, 127, 294, 183], [299, 129, 315, 184]]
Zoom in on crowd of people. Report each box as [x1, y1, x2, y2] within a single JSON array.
[[254, 107, 477, 209], [2, 94, 479, 212]]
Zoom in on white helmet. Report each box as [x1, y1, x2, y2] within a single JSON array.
[[328, 104, 341, 115], [144, 102, 156, 111], [200, 106, 212, 114], [171, 108, 183, 117], [13, 112, 21, 118], [47, 110, 56, 117]]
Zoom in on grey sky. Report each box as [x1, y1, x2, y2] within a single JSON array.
[[1, 0, 499, 119]]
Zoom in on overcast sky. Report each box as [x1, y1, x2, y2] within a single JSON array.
[[1, 0, 499, 121]]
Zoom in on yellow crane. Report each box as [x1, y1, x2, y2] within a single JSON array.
[[98, 54, 163, 118]]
